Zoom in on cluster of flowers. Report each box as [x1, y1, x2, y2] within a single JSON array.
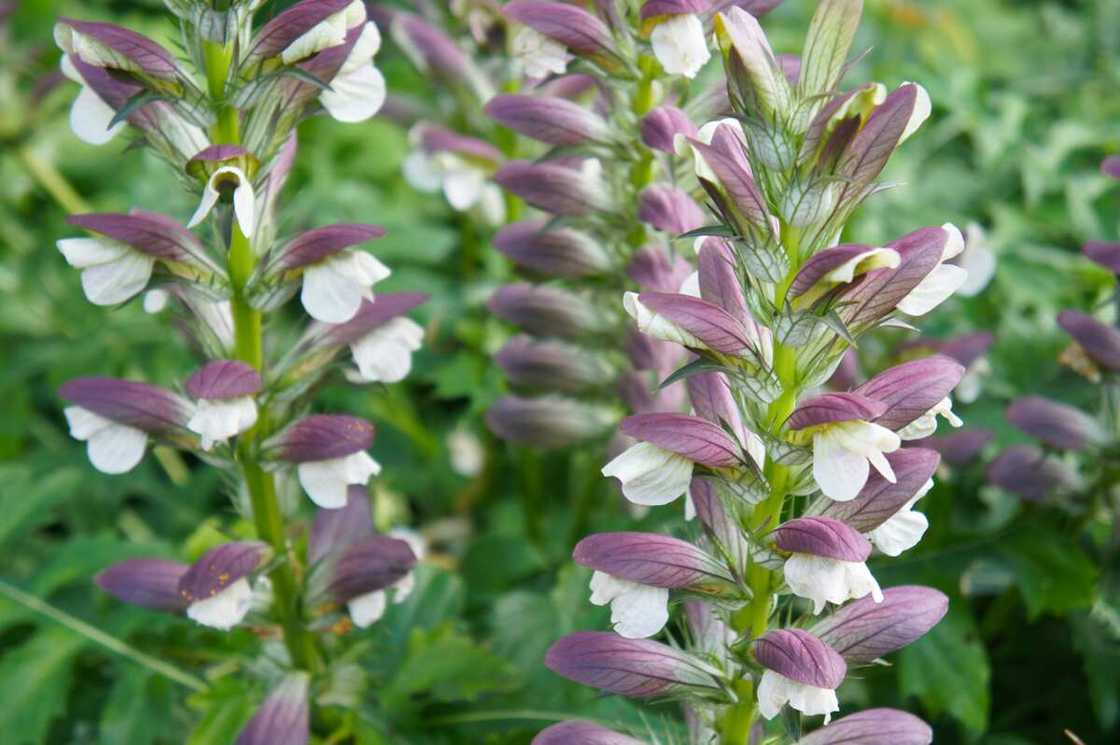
[[51, 1, 426, 741], [986, 156, 1120, 503], [533, 1, 974, 741]]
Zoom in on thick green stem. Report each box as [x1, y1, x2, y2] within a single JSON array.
[[203, 37, 319, 672]]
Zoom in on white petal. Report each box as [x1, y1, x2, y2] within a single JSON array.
[[347, 590, 388, 628], [478, 184, 506, 225], [588, 572, 669, 639], [64, 406, 111, 440], [442, 167, 486, 211], [786, 679, 840, 722], [280, 8, 350, 64], [757, 670, 795, 720], [392, 571, 416, 603], [87, 423, 148, 474], [232, 181, 256, 237], [679, 271, 701, 298], [188, 182, 221, 229], [896, 264, 969, 316], [187, 397, 258, 450], [813, 429, 870, 502], [957, 242, 996, 297], [868, 508, 929, 557], [448, 428, 485, 477], [899, 82, 931, 143], [69, 85, 124, 145], [623, 292, 706, 349], [301, 262, 365, 323], [297, 459, 351, 508], [822, 247, 901, 285], [842, 560, 883, 604], [650, 14, 711, 79], [186, 577, 253, 630], [347, 250, 391, 286], [511, 27, 571, 79], [340, 451, 381, 483], [601, 441, 693, 506], [349, 317, 424, 383], [322, 63, 385, 123], [784, 554, 879, 613], [402, 151, 442, 192], [79, 252, 155, 306], [143, 289, 170, 313], [57, 237, 127, 268], [940, 223, 966, 261]]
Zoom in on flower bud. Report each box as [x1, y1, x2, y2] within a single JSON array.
[[1006, 396, 1105, 451], [811, 585, 947, 664], [179, 541, 269, 630], [641, 106, 697, 154], [854, 355, 965, 434], [1058, 310, 1120, 372], [754, 628, 845, 722], [914, 428, 992, 466], [494, 220, 612, 278], [486, 395, 617, 447], [308, 485, 373, 565], [534, 721, 646, 745], [1084, 241, 1120, 274], [391, 12, 488, 97], [837, 84, 922, 196], [504, 2, 617, 61], [489, 283, 605, 338], [794, 708, 932, 745], [486, 94, 611, 145], [637, 185, 706, 235], [495, 159, 612, 216], [236, 674, 310, 745], [713, 7, 791, 119], [321, 534, 416, 605], [545, 632, 722, 698], [625, 291, 758, 356], [96, 558, 189, 611], [986, 444, 1077, 502], [1102, 156, 1120, 180], [497, 335, 613, 393], [627, 246, 693, 292]]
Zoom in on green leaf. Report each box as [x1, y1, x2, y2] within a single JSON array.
[[999, 526, 1098, 618], [1072, 611, 1120, 730], [0, 626, 86, 745], [185, 679, 255, 745], [898, 605, 990, 733], [0, 464, 81, 547], [382, 624, 516, 710], [98, 669, 173, 745], [799, 0, 864, 98], [659, 358, 732, 390], [461, 534, 546, 594]]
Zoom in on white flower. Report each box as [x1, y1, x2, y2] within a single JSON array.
[[897, 396, 963, 440], [602, 441, 693, 506], [448, 427, 485, 477], [188, 166, 256, 238], [187, 397, 258, 450], [57, 237, 154, 307], [896, 223, 968, 316], [956, 222, 996, 297], [320, 22, 386, 123], [143, 289, 170, 313], [757, 669, 839, 724], [346, 317, 424, 384], [589, 571, 669, 639], [956, 356, 990, 404], [281, 0, 366, 64], [346, 526, 425, 628], [59, 55, 123, 145], [511, 26, 571, 79], [297, 451, 381, 508], [186, 577, 253, 630], [64, 406, 148, 474], [782, 553, 883, 614], [403, 147, 493, 214], [899, 81, 932, 143], [650, 14, 711, 79], [868, 500, 929, 557], [812, 420, 901, 501], [300, 249, 391, 324]]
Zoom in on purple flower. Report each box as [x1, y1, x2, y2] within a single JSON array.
[[486, 395, 616, 447], [390, 12, 485, 95], [54, 18, 180, 81], [494, 221, 612, 278], [625, 291, 760, 356], [489, 283, 604, 338], [641, 106, 697, 153], [627, 246, 693, 292], [497, 336, 613, 393], [308, 485, 374, 565], [267, 415, 380, 508], [60, 377, 192, 474], [250, 0, 355, 61], [185, 361, 262, 450], [754, 628, 846, 722], [1084, 241, 1120, 274], [986, 444, 1078, 502], [794, 708, 932, 745], [773, 517, 882, 614], [236, 674, 310, 745], [486, 94, 611, 145], [1102, 156, 1120, 180], [1006, 396, 1105, 451], [854, 355, 965, 437], [811, 585, 948, 664], [687, 134, 771, 234], [838, 83, 928, 196], [712, 7, 791, 119], [545, 632, 722, 699], [179, 542, 269, 630], [790, 244, 901, 308], [637, 185, 707, 235], [913, 428, 993, 466], [494, 159, 612, 216], [1058, 309, 1120, 373], [96, 558, 189, 612], [504, 2, 617, 60], [534, 721, 646, 745]]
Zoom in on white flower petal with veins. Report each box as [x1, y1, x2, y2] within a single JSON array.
[[322, 63, 386, 123], [602, 441, 693, 506], [868, 503, 929, 556], [511, 27, 571, 79], [297, 451, 381, 508], [64, 406, 149, 474], [813, 421, 900, 501], [187, 577, 253, 630], [897, 396, 963, 440], [757, 669, 839, 723], [301, 249, 390, 323], [350, 317, 424, 383], [651, 14, 711, 79], [189, 166, 256, 237], [623, 292, 706, 349], [589, 571, 669, 638], [783, 553, 883, 614], [187, 396, 258, 450], [58, 237, 154, 306]]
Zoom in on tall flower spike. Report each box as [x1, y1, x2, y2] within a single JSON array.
[[185, 360, 262, 450], [754, 628, 846, 723], [178, 542, 269, 630], [268, 415, 379, 508]]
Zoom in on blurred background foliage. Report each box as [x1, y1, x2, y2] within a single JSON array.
[[1, 0, 1118, 743]]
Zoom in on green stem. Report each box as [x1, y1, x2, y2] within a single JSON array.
[[203, 37, 319, 672], [17, 146, 91, 214]]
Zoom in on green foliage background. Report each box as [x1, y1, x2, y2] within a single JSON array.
[[1, 0, 1118, 743]]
